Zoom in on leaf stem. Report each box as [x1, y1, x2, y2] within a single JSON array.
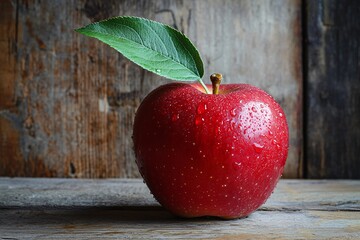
[[198, 79, 210, 94]]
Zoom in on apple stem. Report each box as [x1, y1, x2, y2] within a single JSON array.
[[210, 73, 222, 95], [198, 79, 211, 94]]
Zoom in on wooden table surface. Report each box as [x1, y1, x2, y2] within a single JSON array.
[[0, 178, 359, 239]]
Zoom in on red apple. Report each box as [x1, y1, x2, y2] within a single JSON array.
[[133, 76, 288, 219]]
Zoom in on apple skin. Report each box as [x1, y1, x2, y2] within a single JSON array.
[[133, 82, 289, 219]]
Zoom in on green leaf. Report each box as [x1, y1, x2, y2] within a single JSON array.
[[75, 16, 204, 81]]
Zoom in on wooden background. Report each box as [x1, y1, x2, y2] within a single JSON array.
[[305, 0, 360, 178], [0, 0, 358, 179]]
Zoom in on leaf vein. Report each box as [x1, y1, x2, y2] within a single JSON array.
[[95, 31, 198, 77]]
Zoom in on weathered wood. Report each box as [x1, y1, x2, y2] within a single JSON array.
[[305, 0, 360, 178], [0, 0, 302, 178], [1, 178, 359, 211], [0, 179, 359, 239], [0, 210, 358, 239]]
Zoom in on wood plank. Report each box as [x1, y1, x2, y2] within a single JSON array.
[[0, 0, 302, 178], [305, 0, 360, 178], [1, 178, 359, 211], [0, 179, 359, 239], [0, 210, 358, 239]]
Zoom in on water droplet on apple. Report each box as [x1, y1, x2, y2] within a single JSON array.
[[253, 142, 264, 153], [195, 115, 204, 125], [233, 161, 242, 170], [156, 69, 161, 73], [251, 106, 257, 112], [197, 103, 207, 114], [279, 112, 283, 117], [171, 113, 179, 121], [230, 108, 236, 117]]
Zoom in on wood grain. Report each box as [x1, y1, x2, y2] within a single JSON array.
[[305, 0, 360, 178], [1, 178, 359, 211], [0, 178, 359, 239], [0, 0, 302, 178]]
